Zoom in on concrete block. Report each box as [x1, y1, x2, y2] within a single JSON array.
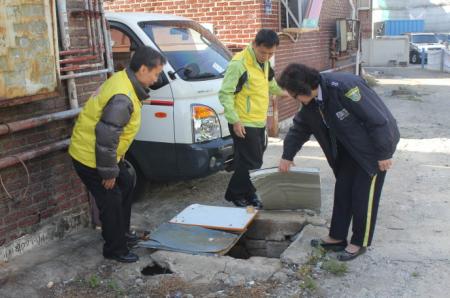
[[265, 240, 291, 258], [251, 167, 321, 211], [280, 225, 329, 266]]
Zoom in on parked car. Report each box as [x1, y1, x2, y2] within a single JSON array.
[[404, 32, 445, 64], [105, 12, 234, 190]]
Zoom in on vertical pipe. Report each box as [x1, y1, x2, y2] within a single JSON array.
[[84, 0, 94, 53], [99, 0, 114, 73], [56, 0, 79, 109], [94, 0, 106, 65], [87, 0, 99, 55], [421, 48, 425, 69]]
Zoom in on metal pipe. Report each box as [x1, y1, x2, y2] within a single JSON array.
[[94, 0, 106, 65], [84, 0, 95, 53], [59, 55, 98, 64], [0, 109, 81, 136], [0, 140, 70, 171], [98, 0, 114, 73], [60, 48, 91, 55], [60, 68, 110, 80], [87, 0, 99, 55], [56, 0, 79, 109], [60, 62, 104, 72]]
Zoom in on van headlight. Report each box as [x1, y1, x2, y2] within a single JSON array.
[[191, 105, 221, 143]]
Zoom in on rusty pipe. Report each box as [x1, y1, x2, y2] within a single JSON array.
[[60, 48, 91, 55], [99, 0, 114, 73], [60, 62, 104, 72], [87, 0, 99, 55], [60, 68, 110, 80], [59, 55, 98, 64], [0, 108, 81, 137], [84, 0, 95, 53], [0, 140, 70, 171], [93, 0, 106, 66]]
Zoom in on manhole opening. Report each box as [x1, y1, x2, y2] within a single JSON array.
[[141, 264, 173, 276], [227, 219, 303, 259]]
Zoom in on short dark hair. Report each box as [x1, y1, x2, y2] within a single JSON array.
[[277, 63, 321, 96], [129, 46, 166, 72], [254, 29, 279, 48]]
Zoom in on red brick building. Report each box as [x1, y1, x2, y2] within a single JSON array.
[[0, 0, 109, 260], [104, 0, 360, 123]]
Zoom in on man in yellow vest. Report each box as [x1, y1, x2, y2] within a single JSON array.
[[69, 47, 166, 263], [219, 29, 285, 208]]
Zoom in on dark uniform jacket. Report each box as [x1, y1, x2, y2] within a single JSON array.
[[282, 72, 400, 177]]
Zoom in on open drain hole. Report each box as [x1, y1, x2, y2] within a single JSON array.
[[141, 264, 173, 276], [227, 218, 303, 259]]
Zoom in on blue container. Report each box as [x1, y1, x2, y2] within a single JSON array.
[[384, 20, 425, 35]]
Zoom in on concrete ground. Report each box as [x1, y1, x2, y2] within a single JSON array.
[[1, 66, 450, 297]]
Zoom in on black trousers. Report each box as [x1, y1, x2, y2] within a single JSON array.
[[225, 124, 265, 202], [72, 158, 134, 257], [329, 147, 386, 247]]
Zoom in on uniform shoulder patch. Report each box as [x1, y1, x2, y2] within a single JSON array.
[[344, 86, 361, 102], [330, 81, 339, 87]]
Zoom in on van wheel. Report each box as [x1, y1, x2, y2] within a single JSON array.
[[410, 52, 420, 64], [123, 157, 146, 201]]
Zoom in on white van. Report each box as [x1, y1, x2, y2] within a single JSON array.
[[106, 12, 234, 187]]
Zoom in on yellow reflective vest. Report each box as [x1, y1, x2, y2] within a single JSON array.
[[69, 70, 142, 168]]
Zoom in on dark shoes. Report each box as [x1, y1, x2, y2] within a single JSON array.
[[336, 247, 367, 261], [230, 194, 263, 209], [104, 251, 139, 263], [310, 238, 347, 252], [247, 194, 263, 209]]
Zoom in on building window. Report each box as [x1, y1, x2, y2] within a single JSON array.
[[357, 0, 371, 10], [280, 0, 324, 30]]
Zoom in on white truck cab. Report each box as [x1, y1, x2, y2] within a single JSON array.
[[106, 12, 233, 184]]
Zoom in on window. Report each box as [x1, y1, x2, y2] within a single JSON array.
[[139, 21, 230, 81], [357, 0, 371, 10], [280, 0, 324, 30]]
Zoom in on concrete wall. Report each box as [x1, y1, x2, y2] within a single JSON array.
[[361, 36, 409, 66], [104, 0, 355, 122], [373, 0, 450, 33]]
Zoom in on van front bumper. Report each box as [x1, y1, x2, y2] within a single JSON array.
[[175, 136, 234, 179], [128, 136, 234, 181]]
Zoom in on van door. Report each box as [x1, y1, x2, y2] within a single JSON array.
[[108, 21, 177, 178]]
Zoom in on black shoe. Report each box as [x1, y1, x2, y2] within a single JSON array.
[[230, 198, 250, 207], [310, 238, 347, 252], [336, 247, 367, 261], [247, 194, 263, 209], [104, 252, 139, 263]]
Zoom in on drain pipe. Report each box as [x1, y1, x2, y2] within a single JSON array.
[[348, 0, 361, 75], [99, 0, 114, 73], [57, 0, 79, 109], [0, 108, 81, 136], [0, 140, 70, 170]]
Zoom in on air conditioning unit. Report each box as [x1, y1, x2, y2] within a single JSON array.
[[357, 0, 370, 10]]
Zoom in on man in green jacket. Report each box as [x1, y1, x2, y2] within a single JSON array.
[[219, 29, 285, 208]]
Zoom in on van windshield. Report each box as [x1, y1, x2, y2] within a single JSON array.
[[139, 21, 231, 81]]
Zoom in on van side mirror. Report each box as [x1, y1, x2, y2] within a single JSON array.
[[150, 72, 169, 90]]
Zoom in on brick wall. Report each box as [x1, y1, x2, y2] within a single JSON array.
[[0, 0, 106, 254], [105, 0, 354, 122], [359, 9, 372, 39]]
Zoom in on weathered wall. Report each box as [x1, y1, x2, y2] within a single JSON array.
[[0, 0, 106, 260], [0, 1, 58, 101], [373, 0, 450, 33]]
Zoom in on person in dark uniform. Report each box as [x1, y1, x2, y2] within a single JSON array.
[[70, 47, 166, 263], [277, 63, 400, 261]]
